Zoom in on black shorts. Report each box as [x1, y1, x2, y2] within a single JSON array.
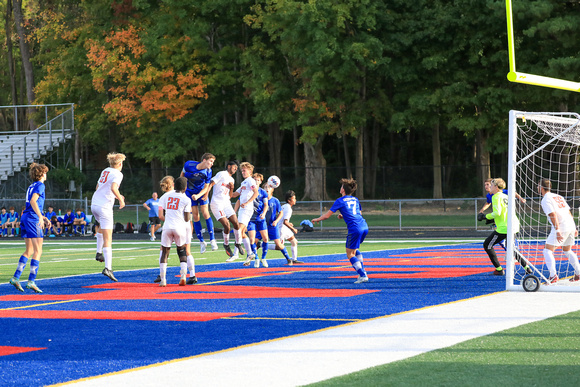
[[149, 217, 160, 225]]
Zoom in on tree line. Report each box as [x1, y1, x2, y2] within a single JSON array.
[[2, 0, 580, 200]]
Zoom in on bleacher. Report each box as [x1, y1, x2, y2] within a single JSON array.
[[0, 129, 74, 181]]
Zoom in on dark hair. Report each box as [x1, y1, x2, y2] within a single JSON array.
[[539, 178, 551, 191], [340, 178, 357, 195], [201, 152, 216, 161], [285, 190, 296, 203], [174, 176, 187, 192], [227, 160, 240, 168]]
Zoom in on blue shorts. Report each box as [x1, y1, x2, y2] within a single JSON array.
[[189, 196, 209, 206], [20, 214, 43, 239], [251, 218, 268, 232], [345, 227, 368, 250], [267, 225, 281, 241]]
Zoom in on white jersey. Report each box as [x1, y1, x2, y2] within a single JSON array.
[[91, 167, 123, 209], [236, 176, 257, 205], [541, 192, 576, 233], [158, 190, 191, 231], [280, 203, 294, 236], [211, 171, 234, 206]]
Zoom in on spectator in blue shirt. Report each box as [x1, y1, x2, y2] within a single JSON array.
[[63, 209, 75, 236], [73, 208, 87, 235], [143, 192, 160, 241]]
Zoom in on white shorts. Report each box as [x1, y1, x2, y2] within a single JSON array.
[[238, 207, 253, 226], [161, 228, 188, 248], [91, 204, 114, 230], [280, 225, 295, 241], [546, 228, 576, 247], [210, 202, 235, 221]]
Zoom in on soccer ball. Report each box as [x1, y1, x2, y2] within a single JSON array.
[[267, 175, 280, 188]]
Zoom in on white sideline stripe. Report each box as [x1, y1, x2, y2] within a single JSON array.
[[67, 291, 580, 387]]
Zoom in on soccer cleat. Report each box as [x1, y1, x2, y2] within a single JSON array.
[[9, 277, 24, 292], [26, 281, 43, 293], [256, 240, 262, 250], [548, 274, 559, 284], [261, 258, 268, 268], [187, 276, 198, 285], [243, 253, 255, 266], [102, 268, 118, 282], [154, 275, 161, 283], [223, 243, 233, 257], [200, 241, 207, 254], [354, 276, 369, 284], [492, 269, 505, 276], [291, 259, 304, 264], [179, 274, 186, 286], [569, 274, 580, 282], [286, 258, 293, 266], [150, 236, 155, 242], [159, 278, 166, 287], [210, 240, 218, 251], [254, 257, 260, 268], [226, 255, 239, 263], [95, 252, 104, 262], [235, 243, 246, 256]]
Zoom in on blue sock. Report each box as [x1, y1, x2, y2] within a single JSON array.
[[261, 241, 269, 259], [251, 243, 257, 256], [349, 256, 367, 278], [281, 247, 290, 260], [206, 218, 215, 241], [28, 259, 40, 282], [13, 255, 28, 280], [194, 221, 204, 242]]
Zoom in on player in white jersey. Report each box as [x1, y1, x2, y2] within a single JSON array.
[[156, 177, 192, 287], [279, 190, 302, 265], [208, 161, 243, 261], [91, 153, 126, 282], [231, 162, 259, 262], [539, 178, 580, 283]]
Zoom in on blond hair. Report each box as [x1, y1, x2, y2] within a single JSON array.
[[239, 162, 254, 172], [252, 173, 263, 182], [107, 152, 126, 167], [159, 176, 174, 192], [491, 178, 506, 190]]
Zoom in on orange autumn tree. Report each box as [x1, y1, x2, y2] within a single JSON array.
[[86, 24, 208, 163]]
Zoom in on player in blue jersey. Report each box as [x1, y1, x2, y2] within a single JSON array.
[[181, 153, 218, 254], [44, 205, 57, 236], [3, 206, 20, 237], [143, 192, 160, 241], [245, 173, 269, 267], [312, 178, 369, 283], [0, 207, 8, 237], [9, 163, 50, 293], [259, 182, 295, 266]]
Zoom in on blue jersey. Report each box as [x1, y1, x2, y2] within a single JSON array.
[[251, 188, 269, 221], [486, 189, 508, 204], [330, 195, 368, 233], [63, 213, 74, 224], [183, 160, 212, 196], [74, 211, 86, 221], [8, 211, 19, 222], [23, 181, 46, 220], [0, 212, 8, 224], [144, 198, 159, 217], [45, 211, 56, 220], [266, 196, 282, 227]]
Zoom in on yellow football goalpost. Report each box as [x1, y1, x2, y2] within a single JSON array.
[[505, 0, 580, 92]]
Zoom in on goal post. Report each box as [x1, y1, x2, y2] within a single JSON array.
[[507, 110, 580, 292]]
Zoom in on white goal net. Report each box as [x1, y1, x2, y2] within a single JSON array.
[[507, 110, 580, 292]]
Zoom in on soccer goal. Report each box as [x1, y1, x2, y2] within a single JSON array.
[[507, 110, 580, 292]]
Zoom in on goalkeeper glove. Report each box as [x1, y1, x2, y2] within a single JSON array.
[[486, 218, 495, 225], [477, 212, 486, 222]]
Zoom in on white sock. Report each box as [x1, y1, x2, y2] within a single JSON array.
[[96, 233, 103, 254], [223, 232, 230, 245], [564, 250, 580, 274], [180, 262, 187, 276], [291, 245, 298, 260], [234, 228, 241, 244], [158, 250, 164, 264], [543, 249, 557, 277], [233, 246, 239, 256], [160, 263, 167, 280], [187, 255, 195, 275], [103, 247, 113, 270], [243, 237, 252, 256]]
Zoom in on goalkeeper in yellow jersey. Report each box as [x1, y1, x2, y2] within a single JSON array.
[[478, 178, 531, 275]]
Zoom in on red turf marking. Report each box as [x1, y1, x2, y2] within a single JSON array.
[[0, 346, 46, 357], [0, 310, 244, 322], [0, 284, 376, 302]]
